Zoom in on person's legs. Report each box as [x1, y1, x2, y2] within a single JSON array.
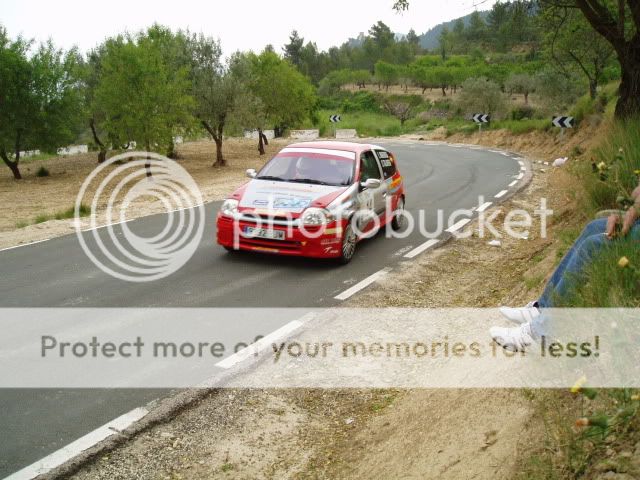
[[531, 227, 612, 338], [537, 218, 609, 308], [494, 218, 638, 351]]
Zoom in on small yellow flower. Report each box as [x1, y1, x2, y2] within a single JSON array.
[[618, 257, 630, 268], [635, 170, 640, 176], [631, 394, 639, 401], [597, 162, 607, 171], [571, 375, 587, 394], [618, 147, 624, 154]]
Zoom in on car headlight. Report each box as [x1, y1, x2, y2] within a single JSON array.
[[301, 207, 331, 226], [220, 199, 239, 217]]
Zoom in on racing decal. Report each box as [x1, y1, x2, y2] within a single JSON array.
[[386, 175, 402, 195], [239, 180, 344, 213]]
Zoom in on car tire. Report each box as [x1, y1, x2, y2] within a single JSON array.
[[390, 197, 405, 231], [223, 246, 236, 252], [337, 221, 357, 265]]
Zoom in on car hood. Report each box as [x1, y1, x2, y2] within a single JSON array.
[[238, 179, 347, 214]]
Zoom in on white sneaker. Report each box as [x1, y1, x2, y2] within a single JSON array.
[[490, 322, 536, 352], [499, 301, 540, 325]]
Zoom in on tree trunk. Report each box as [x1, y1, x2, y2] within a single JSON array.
[[145, 141, 152, 178], [441, 85, 447, 96], [167, 137, 177, 160], [524, 92, 529, 105], [213, 137, 225, 166], [589, 79, 598, 100], [89, 118, 107, 164], [0, 149, 22, 180], [257, 128, 268, 155], [574, 0, 640, 119], [201, 120, 226, 166], [615, 54, 640, 119]]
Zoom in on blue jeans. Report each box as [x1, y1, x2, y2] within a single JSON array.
[[531, 217, 640, 337]]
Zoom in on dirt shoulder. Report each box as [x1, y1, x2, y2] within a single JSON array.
[[65, 126, 590, 479]]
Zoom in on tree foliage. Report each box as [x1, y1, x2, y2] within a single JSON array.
[[94, 31, 194, 157], [0, 29, 84, 179], [457, 77, 507, 117], [248, 50, 317, 134]]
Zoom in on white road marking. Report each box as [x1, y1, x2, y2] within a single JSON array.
[[477, 201, 493, 212], [518, 161, 525, 166], [0, 238, 52, 252], [6, 407, 148, 480], [495, 190, 508, 198], [516, 172, 524, 180], [508, 180, 518, 187], [334, 268, 391, 300], [445, 218, 471, 233], [403, 239, 439, 259], [216, 319, 305, 369]]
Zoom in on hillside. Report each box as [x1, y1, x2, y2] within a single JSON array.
[[418, 11, 490, 50]]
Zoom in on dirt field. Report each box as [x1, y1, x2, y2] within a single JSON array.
[[67, 126, 594, 479], [0, 138, 292, 249]]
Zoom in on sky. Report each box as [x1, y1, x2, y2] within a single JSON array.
[[2, 0, 497, 55]]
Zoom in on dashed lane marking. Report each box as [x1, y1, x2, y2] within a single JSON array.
[[334, 268, 391, 300]]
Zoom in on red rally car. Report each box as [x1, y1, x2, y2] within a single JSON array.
[[216, 141, 405, 264]]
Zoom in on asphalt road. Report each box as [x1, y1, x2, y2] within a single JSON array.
[[0, 141, 522, 478]]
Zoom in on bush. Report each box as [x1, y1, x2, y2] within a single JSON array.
[[36, 166, 50, 177], [340, 92, 381, 113], [510, 105, 535, 121], [456, 77, 507, 119], [571, 95, 600, 124], [535, 69, 583, 112]]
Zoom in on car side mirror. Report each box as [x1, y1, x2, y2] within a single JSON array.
[[246, 168, 257, 179], [360, 178, 381, 190]]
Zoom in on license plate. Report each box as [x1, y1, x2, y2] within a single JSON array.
[[242, 226, 285, 240]]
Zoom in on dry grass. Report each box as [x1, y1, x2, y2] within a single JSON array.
[[0, 138, 292, 248]]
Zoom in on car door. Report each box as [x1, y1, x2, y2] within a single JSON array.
[[357, 150, 386, 223]]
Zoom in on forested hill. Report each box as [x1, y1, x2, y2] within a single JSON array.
[[417, 11, 490, 50]]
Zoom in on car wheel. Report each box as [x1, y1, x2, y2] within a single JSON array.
[[338, 222, 357, 264], [391, 197, 405, 231], [223, 246, 236, 252]]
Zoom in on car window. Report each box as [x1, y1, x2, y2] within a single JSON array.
[[257, 152, 355, 186], [375, 150, 397, 179], [359, 151, 382, 182]]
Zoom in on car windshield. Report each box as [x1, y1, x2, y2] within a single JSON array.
[[257, 150, 355, 187]]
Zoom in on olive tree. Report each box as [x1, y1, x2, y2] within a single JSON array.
[[505, 72, 537, 105], [0, 29, 84, 179], [248, 50, 317, 136], [457, 77, 507, 118], [94, 32, 194, 160]]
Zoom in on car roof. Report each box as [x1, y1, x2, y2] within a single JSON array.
[[284, 141, 385, 154]]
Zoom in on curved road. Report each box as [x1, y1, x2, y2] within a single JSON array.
[[0, 141, 525, 478]]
